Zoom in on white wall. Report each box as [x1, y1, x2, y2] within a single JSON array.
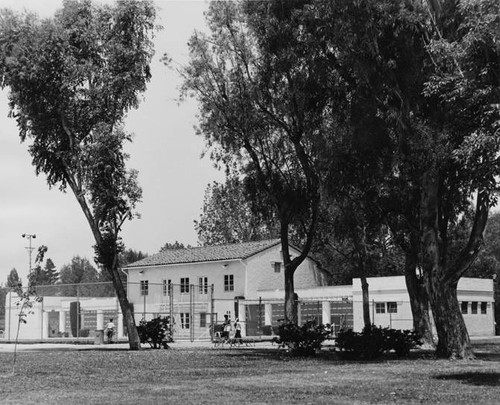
[[127, 259, 246, 322], [4, 293, 119, 340], [245, 245, 328, 300], [352, 276, 495, 336]]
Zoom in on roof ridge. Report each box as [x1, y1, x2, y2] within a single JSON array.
[[126, 238, 281, 268]]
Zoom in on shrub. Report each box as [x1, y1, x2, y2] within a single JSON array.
[[336, 326, 385, 360], [384, 328, 422, 357], [278, 321, 330, 356], [336, 326, 422, 360], [79, 328, 90, 338], [137, 317, 172, 349]]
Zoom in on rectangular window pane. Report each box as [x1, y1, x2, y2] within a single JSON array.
[[181, 313, 190, 329], [199, 277, 208, 294], [162, 279, 171, 296], [387, 302, 397, 314], [471, 302, 478, 314], [224, 274, 234, 292], [375, 302, 385, 314], [140, 280, 149, 296], [461, 301, 468, 314], [274, 262, 281, 273], [481, 302, 487, 314], [200, 312, 206, 328], [180, 278, 190, 294]]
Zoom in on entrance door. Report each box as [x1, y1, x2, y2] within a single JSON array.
[[48, 310, 59, 338]]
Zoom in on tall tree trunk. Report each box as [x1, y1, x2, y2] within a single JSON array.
[[420, 165, 477, 359], [405, 268, 434, 346], [428, 276, 472, 358], [71, 189, 141, 351], [284, 265, 298, 324], [355, 225, 371, 328], [404, 233, 434, 346], [107, 261, 141, 351], [360, 275, 371, 328]]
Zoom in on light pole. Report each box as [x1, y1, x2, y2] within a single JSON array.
[[22, 233, 36, 275]]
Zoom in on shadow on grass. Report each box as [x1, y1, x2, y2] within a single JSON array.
[[215, 346, 438, 364], [474, 352, 500, 362], [435, 372, 500, 386]]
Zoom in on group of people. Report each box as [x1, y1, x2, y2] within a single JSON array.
[[221, 314, 243, 345]]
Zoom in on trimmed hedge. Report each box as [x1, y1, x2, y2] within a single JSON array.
[[277, 321, 330, 356], [79, 328, 90, 338], [336, 326, 422, 360]]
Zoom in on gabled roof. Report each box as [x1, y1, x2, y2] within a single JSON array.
[[125, 239, 282, 268]]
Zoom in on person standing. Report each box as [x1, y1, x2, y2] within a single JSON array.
[[233, 318, 243, 345], [222, 314, 231, 343], [105, 318, 115, 344]]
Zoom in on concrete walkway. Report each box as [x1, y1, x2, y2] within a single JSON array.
[[0, 339, 278, 352], [0, 335, 497, 353]]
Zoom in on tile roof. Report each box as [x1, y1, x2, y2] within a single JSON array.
[[125, 239, 282, 268]]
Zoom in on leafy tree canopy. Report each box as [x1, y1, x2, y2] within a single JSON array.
[[6, 268, 21, 288], [195, 177, 279, 246], [0, 0, 157, 350]]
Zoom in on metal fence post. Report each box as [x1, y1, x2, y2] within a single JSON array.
[[210, 284, 215, 341], [77, 284, 80, 339], [190, 284, 194, 342]]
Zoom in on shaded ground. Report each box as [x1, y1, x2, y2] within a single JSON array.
[[0, 341, 499, 404]]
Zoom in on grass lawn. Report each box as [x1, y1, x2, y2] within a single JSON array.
[[0, 343, 499, 404]]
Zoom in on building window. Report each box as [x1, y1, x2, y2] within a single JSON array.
[[140, 280, 149, 296], [471, 301, 478, 314], [481, 302, 488, 314], [461, 301, 468, 314], [273, 262, 281, 273], [200, 312, 207, 328], [180, 313, 190, 329], [387, 302, 398, 314], [180, 277, 190, 294], [375, 302, 385, 314], [162, 279, 171, 296], [199, 277, 208, 294], [224, 274, 234, 292]]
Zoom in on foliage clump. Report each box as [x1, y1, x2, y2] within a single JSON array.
[[336, 326, 422, 360], [277, 321, 330, 356], [137, 317, 173, 349]]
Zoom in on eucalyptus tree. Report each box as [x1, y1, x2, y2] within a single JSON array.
[[416, 0, 500, 358], [0, 0, 157, 349], [195, 177, 279, 246], [181, 1, 341, 323], [6, 269, 21, 288]]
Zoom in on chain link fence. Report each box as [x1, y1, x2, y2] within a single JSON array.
[[1, 283, 493, 342]]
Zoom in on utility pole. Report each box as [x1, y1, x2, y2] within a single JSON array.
[[22, 233, 36, 275]]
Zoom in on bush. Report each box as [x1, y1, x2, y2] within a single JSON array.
[[137, 317, 173, 349], [384, 328, 422, 357], [79, 328, 90, 338], [278, 321, 330, 356], [336, 326, 421, 360], [261, 325, 274, 336]]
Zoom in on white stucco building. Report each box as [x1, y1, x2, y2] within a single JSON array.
[[351, 276, 495, 336], [124, 239, 330, 340], [125, 240, 495, 340], [3, 240, 494, 342], [3, 294, 121, 340]]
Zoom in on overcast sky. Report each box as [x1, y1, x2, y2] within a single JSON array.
[[0, 0, 224, 284]]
